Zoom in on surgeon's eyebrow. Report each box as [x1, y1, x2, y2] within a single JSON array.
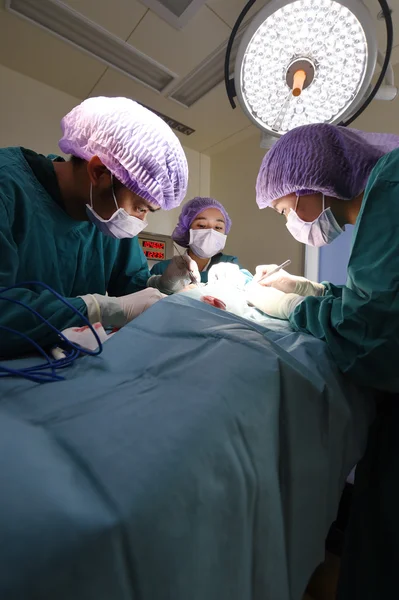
[[138, 200, 159, 213], [193, 216, 225, 222]]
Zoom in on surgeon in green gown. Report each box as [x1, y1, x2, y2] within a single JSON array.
[[149, 196, 249, 289], [0, 96, 191, 358], [246, 123, 399, 599]]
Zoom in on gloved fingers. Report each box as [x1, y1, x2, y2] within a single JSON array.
[[246, 282, 285, 312], [246, 282, 303, 319], [165, 255, 187, 274], [118, 288, 166, 323], [256, 267, 292, 285], [258, 273, 324, 297], [264, 272, 297, 294], [184, 256, 201, 283], [150, 289, 166, 299], [143, 289, 166, 309], [175, 254, 190, 271], [165, 255, 200, 284], [259, 271, 285, 286], [254, 264, 278, 282], [135, 288, 165, 298]]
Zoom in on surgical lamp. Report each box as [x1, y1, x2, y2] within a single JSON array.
[[224, 0, 394, 141]]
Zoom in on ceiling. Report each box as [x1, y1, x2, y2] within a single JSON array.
[[0, 0, 397, 154]]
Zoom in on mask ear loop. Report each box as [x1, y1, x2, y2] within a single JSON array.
[[322, 193, 325, 212], [294, 196, 300, 212], [110, 174, 119, 210], [90, 174, 119, 212]]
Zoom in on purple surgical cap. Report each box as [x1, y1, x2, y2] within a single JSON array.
[[172, 197, 232, 247], [256, 123, 399, 208], [59, 96, 188, 210]]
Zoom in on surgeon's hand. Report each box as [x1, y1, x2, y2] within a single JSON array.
[[254, 264, 325, 297], [80, 289, 165, 328], [246, 283, 304, 320], [117, 288, 165, 323], [148, 255, 200, 294], [208, 263, 247, 289]]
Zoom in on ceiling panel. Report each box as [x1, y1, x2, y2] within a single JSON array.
[[205, 0, 269, 28], [205, 123, 259, 154], [90, 68, 252, 152], [127, 5, 230, 77], [0, 6, 106, 98], [63, 0, 148, 40]]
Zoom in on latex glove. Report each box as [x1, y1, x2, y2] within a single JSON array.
[[208, 263, 247, 289], [147, 255, 200, 294], [80, 288, 165, 328], [254, 264, 325, 297], [246, 283, 304, 320], [116, 289, 165, 323]]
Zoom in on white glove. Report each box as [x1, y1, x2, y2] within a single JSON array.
[[80, 288, 165, 328], [147, 255, 200, 294], [208, 263, 247, 289], [246, 283, 304, 320], [254, 264, 325, 297]]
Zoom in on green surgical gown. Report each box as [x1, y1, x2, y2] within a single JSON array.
[[289, 148, 399, 393], [0, 147, 150, 358]]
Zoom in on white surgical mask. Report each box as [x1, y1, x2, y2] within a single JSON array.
[[189, 228, 227, 259], [86, 175, 147, 239], [286, 195, 343, 247]]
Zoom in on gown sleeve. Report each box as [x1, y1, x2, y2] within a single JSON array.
[[107, 237, 151, 296], [289, 150, 399, 392], [0, 196, 86, 358], [322, 282, 344, 298]]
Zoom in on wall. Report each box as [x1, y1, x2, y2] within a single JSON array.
[[0, 63, 210, 237], [210, 133, 304, 275]]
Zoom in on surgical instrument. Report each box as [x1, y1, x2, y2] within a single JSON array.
[[257, 260, 292, 285], [173, 243, 199, 286]]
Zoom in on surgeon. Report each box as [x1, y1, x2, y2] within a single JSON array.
[[246, 123, 399, 599], [148, 196, 242, 291], [0, 96, 189, 358]]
